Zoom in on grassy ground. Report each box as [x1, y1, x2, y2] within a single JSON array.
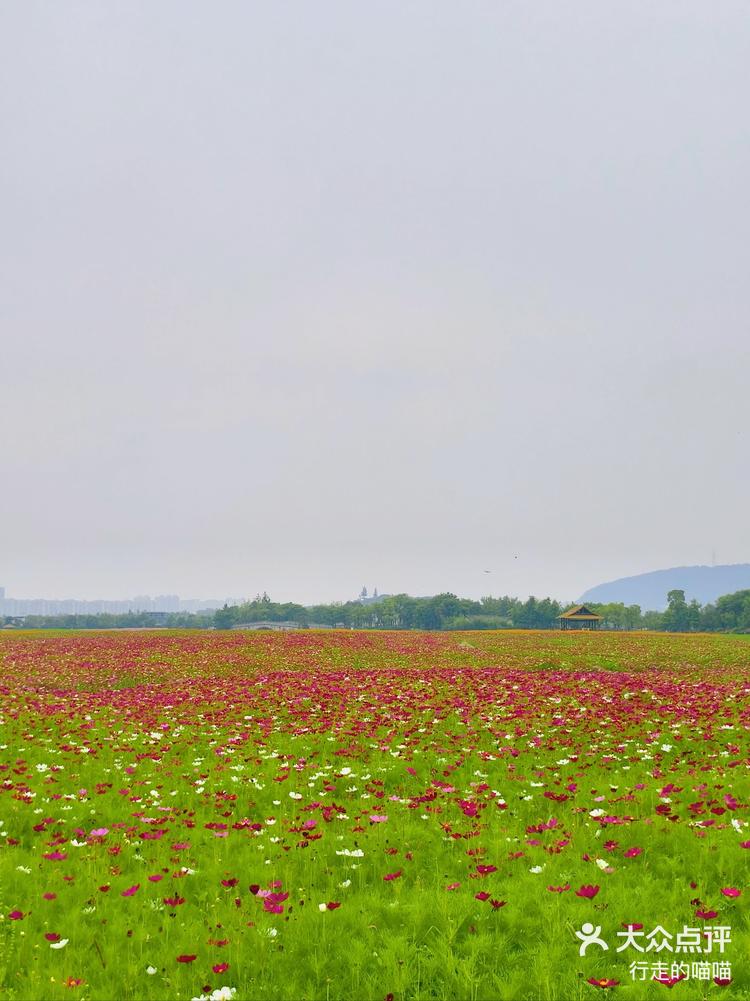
[[0, 629, 748, 1000]]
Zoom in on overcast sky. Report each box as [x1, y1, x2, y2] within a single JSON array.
[[1, 1, 748, 605]]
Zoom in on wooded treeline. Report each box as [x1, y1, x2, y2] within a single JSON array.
[[7, 587, 750, 632]]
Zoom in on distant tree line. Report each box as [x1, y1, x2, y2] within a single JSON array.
[[5, 587, 750, 633]]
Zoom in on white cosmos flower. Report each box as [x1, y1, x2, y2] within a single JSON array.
[[146, 966, 157, 975], [50, 939, 69, 949], [529, 866, 544, 874]]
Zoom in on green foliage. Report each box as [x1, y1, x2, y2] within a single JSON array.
[[7, 588, 750, 634]]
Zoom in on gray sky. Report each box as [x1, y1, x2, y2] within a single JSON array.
[[2, 1, 749, 605]]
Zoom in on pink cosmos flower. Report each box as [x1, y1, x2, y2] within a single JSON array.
[[474, 892, 490, 901], [720, 887, 741, 898], [164, 896, 185, 907], [575, 885, 600, 899], [446, 882, 461, 891], [696, 909, 718, 920], [212, 963, 230, 974], [624, 847, 643, 858], [43, 893, 56, 901], [370, 815, 388, 823], [148, 875, 163, 883], [89, 828, 109, 838], [43, 852, 67, 861], [121, 884, 140, 897]]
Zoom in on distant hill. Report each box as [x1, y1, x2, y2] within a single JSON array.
[[580, 564, 750, 611]]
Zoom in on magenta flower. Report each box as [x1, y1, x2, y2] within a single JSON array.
[[720, 887, 741, 898], [370, 815, 388, 823], [624, 847, 643, 858], [576, 885, 600, 899], [121, 884, 140, 897], [383, 871, 403, 881]]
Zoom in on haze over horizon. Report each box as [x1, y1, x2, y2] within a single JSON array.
[[2, 2, 749, 607]]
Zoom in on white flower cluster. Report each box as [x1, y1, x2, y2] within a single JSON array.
[[191, 989, 237, 1001]]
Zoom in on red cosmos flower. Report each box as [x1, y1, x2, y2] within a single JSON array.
[[98, 885, 110, 893], [121, 884, 140, 897], [383, 871, 402, 881], [43, 893, 56, 901], [164, 896, 186, 907], [148, 875, 163, 883], [586, 978, 619, 989], [248, 884, 261, 895], [212, 963, 230, 974], [474, 892, 490, 901], [176, 955, 196, 963], [622, 923, 644, 931], [547, 884, 571, 893], [576, 885, 600, 899], [43, 852, 67, 861], [221, 878, 239, 888], [653, 973, 686, 987], [8, 911, 24, 920], [739, 841, 750, 849], [714, 977, 732, 987], [696, 909, 719, 920], [475, 865, 497, 876], [489, 900, 506, 909], [326, 902, 341, 910], [720, 887, 741, 898], [64, 978, 84, 989], [623, 847, 643, 858], [45, 933, 61, 942], [446, 882, 461, 891]]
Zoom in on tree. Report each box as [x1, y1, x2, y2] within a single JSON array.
[[662, 590, 689, 632]]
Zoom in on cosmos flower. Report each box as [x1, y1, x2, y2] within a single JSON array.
[[576, 885, 600, 899], [623, 847, 643, 858]]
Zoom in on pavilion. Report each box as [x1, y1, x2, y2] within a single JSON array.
[[558, 603, 602, 630]]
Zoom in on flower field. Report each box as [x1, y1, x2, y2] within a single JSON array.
[[1, 629, 749, 1000]]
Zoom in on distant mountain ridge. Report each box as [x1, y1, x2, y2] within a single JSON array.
[[580, 563, 750, 611]]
